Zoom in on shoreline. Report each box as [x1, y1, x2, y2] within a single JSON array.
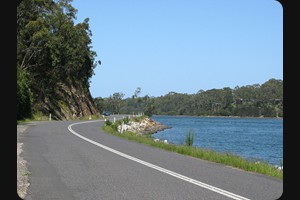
[[151, 114, 283, 120], [117, 116, 171, 135], [102, 116, 283, 179]]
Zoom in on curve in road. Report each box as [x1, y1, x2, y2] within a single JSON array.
[[69, 120, 250, 200]]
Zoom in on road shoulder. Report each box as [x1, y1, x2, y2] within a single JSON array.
[[17, 124, 31, 199]]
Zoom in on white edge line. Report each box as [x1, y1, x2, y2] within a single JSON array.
[[68, 120, 251, 200]]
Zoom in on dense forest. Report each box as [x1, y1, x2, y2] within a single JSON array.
[[17, 0, 100, 120], [94, 78, 283, 118]]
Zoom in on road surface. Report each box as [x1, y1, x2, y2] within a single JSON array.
[[19, 115, 282, 200]]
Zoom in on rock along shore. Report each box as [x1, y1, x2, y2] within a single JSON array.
[[118, 117, 171, 135]]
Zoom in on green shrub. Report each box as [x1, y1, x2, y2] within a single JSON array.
[[123, 116, 130, 124], [105, 119, 112, 126], [185, 129, 194, 146], [17, 66, 32, 120]]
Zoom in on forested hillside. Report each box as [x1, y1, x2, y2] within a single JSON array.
[[17, 0, 100, 120], [95, 78, 283, 118]]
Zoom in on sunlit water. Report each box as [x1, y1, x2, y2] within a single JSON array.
[[152, 115, 283, 166]]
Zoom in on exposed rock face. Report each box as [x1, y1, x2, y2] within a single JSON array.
[[34, 82, 99, 120], [118, 117, 171, 135]]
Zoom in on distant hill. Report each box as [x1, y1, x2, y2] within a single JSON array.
[[95, 78, 283, 118]]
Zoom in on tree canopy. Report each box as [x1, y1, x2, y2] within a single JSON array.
[[17, 0, 99, 120], [95, 79, 283, 118]]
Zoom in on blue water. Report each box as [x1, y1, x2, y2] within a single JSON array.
[[151, 115, 283, 166]]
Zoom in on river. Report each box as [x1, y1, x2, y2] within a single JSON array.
[[151, 115, 283, 166]]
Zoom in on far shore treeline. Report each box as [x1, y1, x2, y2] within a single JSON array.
[[94, 78, 283, 118]]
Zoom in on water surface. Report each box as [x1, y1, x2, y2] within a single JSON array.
[[152, 115, 283, 166]]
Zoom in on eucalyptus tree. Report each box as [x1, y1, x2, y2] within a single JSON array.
[[143, 95, 155, 117], [17, 0, 54, 118], [110, 92, 125, 114], [17, 0, 99, 118]]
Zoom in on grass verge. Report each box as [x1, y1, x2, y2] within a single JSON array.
[[102, 117, 283, 180]]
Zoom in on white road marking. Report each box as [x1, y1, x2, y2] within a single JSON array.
[[68, 120, 251, 200]]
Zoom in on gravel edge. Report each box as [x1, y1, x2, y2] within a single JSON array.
[[17, 124, 30, 199]]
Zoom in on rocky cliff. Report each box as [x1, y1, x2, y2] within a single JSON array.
[[34, 82, 99, 120]]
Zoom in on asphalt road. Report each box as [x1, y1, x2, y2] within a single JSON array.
[[20, 115, 283, 200]]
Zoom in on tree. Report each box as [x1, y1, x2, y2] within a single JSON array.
[[17, 0, 99, 119], [131, 87, 143, 111], [258, 79, 283, 103], [143, 95, 155, 117], [94, 97, 105, 113], [110, 92, 125, 114], [17, 66, 32, 120], [132, 87, 141, 99]]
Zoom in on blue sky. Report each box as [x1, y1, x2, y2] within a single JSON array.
[[72, 0, 283, 98]]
